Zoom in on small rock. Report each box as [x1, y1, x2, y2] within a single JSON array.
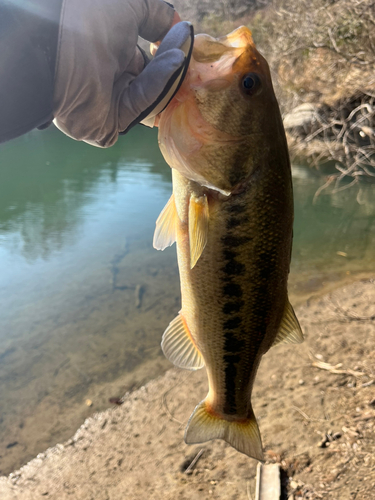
[[336, 251, 348, 257], [361, 126, 375, 137], [6, 442, 18, 449], [85, 399, 93, 407], [135, 284, 144, 308], [109, 397, 123, 405], [318, 430, 342, 448]]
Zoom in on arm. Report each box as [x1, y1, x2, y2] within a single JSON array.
[[0, 0, 62, 144]]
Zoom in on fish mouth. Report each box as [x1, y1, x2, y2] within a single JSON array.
[[218, 26, 255, 48], [193, 26, 259, 68], [189, 26, 266, 102], [193, 26, 255, 59]]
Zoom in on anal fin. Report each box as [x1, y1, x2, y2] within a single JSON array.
[[153, 194, 178, 250], [189, 193, 209, 269], [272, 299, 304, 347], [185, 400, 264, 461], [161, 313, 204, 370]]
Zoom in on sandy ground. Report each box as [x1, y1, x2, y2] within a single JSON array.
[[0, 278, 374, 499]]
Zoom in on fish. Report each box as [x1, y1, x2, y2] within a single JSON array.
[[153, 26, 303, 461]]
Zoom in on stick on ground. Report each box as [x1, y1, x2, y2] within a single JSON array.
[[255, 463, 281, 500]]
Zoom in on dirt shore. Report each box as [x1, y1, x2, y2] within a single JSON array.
[[0, 279, 374, 500]]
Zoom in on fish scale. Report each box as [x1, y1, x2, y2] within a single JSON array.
[[190, 172, 289, 413]]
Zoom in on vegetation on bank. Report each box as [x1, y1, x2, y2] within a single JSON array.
[[174, 0, 375, 187]]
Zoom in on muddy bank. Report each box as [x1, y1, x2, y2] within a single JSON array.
[[1, 279, 374, 500]]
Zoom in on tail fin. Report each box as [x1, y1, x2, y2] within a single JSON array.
[[184, 400, 264, 461]]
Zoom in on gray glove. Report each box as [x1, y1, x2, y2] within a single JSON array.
[[53, 0, 193, 148], [120, 21, 193, 134]]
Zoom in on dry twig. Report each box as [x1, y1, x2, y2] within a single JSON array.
[[184, 449, 205, 474], [309, 353, 365, 377]]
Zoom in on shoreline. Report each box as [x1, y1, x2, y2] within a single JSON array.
[[1, 277, 374, 499]]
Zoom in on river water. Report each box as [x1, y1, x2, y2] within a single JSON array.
[[0, 125, 374, 474]]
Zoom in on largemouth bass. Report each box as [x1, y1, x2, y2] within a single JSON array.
[[153, 26, 303, 461]]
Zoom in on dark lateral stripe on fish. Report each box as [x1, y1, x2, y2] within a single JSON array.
[[223, 249, 237, 261], [221, 235, 252, 247], [222, 300, 244, 315], [223, 353, 242, 415], [223, 332, 245, 352], [223, 316, 242, 330], [226, 204, 246, 214], [223, 283, 243, 297], [222, 260, 246, 276], [228, 158, 248, 187], [226, 217, 248, 230]]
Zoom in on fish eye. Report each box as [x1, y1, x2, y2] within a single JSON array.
[[241, 73, 262, 96]]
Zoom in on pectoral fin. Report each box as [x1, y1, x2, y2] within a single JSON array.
[[272, 300, 304, 347], [161, 313, 204, 370], [153, 195, 177, 250], [189, 194, 209, 269]]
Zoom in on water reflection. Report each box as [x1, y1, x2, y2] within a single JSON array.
[[0, 125, 170, 260], [291, 172, 375, 296], [333, 184, 375, 216]]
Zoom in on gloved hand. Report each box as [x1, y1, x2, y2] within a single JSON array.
[[120, 20, 194, 133], [53, 0, 194, 148]]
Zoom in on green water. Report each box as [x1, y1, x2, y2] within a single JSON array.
[[0, 126, 374, 474]]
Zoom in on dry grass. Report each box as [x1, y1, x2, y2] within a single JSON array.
[[249, 0, 375, 185], [288, 93, 375, 190]]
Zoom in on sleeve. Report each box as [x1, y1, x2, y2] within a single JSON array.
[[137, 0, 176, 42], [0, 0, 63, 144], [53, 0, 175, 148]]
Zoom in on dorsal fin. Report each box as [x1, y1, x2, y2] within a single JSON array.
[[153, 195, 178, 250], [161, 313, 204, 370], [189, 194, 209, 269], [272, 300, 304, 347]]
